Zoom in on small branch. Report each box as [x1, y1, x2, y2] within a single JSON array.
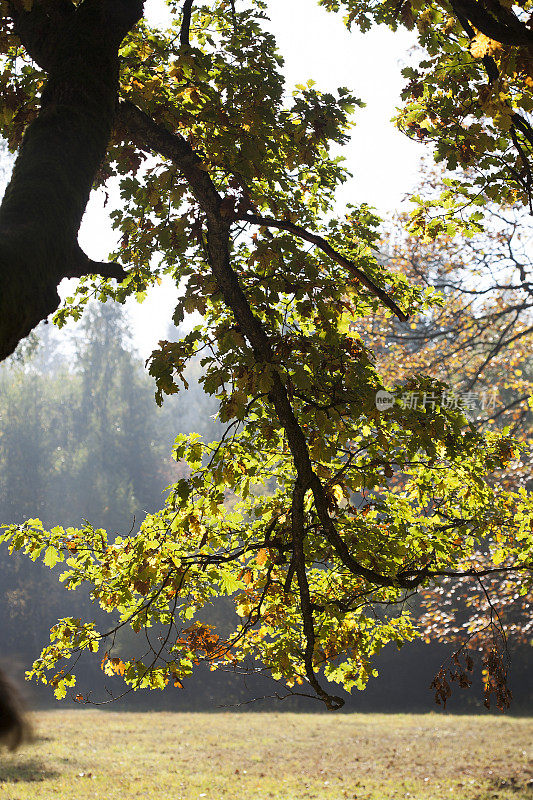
[[64, 245, 127, 281], [426, 564, 532, 579], [477, 574, 508, 651], [217, 688, 321, 708], [180, 0, 194, 49], [235, 212, 409, 321], [510, 125, 533, 213], [512, 113, 533, 151]]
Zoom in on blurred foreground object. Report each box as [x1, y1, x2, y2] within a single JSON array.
[[0, 668, 31, 750]]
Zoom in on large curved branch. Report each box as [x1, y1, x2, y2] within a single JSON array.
[[291, 477, 344, 710], [118, 101, 431, 592], [450, 0, 533, 48], [116, 99, 222, 215]]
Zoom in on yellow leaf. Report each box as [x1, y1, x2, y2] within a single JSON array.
[[470, 34, 490, 59], [493, 110, 513, 131], [332, 485, 344, 503], [110, 658, 126, 676], [181, 87, 200, 104]]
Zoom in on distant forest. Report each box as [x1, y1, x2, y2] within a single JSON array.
[[0, 304, 530, 713]]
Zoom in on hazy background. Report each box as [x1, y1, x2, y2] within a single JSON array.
[[0, 304, 530, 714]]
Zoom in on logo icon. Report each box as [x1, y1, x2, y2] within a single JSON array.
[[375, 390, 394, 411]]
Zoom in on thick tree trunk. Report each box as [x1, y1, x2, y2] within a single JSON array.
[[0, 0, 143, 361]]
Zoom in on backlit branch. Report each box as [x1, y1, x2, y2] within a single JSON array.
[[235, 212, 409, 321]]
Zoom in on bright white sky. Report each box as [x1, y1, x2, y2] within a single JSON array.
[[53, 1, 425, 356]]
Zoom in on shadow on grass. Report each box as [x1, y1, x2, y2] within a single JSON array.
[[0, 758, 59, 783], [487, 776, 533, 796]]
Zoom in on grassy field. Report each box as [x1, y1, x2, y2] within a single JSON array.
[[0, 710, 531, 799]]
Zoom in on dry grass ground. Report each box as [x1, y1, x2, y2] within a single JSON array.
[[0, 711, 531, 799]]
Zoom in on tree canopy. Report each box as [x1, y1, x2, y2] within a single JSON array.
[[0, 0, 531, 710]]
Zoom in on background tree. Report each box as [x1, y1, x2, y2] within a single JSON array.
[[0, 303, 223, 669], [367, 189, 533, 450], [356, 179, 533, 706]]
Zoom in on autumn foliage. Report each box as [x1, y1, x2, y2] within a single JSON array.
[[0, 0, 531, 710]]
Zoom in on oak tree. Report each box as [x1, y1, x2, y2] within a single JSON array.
[[0, 0, 532, 710]]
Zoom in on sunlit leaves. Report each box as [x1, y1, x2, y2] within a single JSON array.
[[319, 0, 533, 221], [0, 0, 531, 706]]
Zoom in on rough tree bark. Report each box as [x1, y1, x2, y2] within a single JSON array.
[[0, 0, 144, 361]]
